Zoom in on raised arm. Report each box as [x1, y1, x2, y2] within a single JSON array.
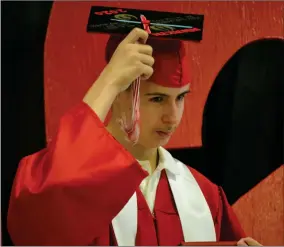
[[7, 28, 155, 246]]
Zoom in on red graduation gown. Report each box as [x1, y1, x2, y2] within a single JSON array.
[[7, 102, 246, 246]]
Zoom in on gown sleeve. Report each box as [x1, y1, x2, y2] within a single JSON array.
[[7, 102, 147, 246]]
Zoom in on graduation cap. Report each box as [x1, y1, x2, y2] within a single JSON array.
[[87, 6, 204, 41], [87, 6, 204, 143]]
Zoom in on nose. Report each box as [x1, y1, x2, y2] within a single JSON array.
[[161, 102, 180, 125]]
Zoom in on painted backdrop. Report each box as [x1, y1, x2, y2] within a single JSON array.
[[44, 1, 283, 245]]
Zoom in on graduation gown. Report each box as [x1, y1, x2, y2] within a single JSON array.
[[7, 102, 246, 246]]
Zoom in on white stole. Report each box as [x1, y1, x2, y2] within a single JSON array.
[[111, 147, 216, 246]]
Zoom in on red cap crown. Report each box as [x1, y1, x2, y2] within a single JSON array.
[[105, 35, 191, 88]]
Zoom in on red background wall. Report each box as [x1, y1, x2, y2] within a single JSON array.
[[44, 1, 283, 148], [233, 166, 284, 246], [44, 1, 284, 245]]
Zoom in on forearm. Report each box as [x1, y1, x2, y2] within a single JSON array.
[[83, 77, 119, 122]]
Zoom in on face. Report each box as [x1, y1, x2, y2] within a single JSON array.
[[112, 81, 190, 148]]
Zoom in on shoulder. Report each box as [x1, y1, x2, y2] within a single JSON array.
[[174, 158, 222, 215], [174, 157, 219, 193], [188, 166, 219, 192], [161, 147, 221, 203]]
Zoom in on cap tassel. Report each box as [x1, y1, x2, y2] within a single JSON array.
[[117, 15, 151, 145], [118, 77, 141, 145]]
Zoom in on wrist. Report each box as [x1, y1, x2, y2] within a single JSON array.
[[96, 76, 120, 97], [83, 77, 119, 122]]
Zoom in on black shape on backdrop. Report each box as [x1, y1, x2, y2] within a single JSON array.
[[171, 38, 283, 205], [202, 38, 283, 203], [2, 1, 283, 245], [202, 38, 284, 203]]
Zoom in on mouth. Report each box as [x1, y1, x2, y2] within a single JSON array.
[[156, 131, 172, 138]]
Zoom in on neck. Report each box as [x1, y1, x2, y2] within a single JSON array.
[[107, 118, 159, 173]]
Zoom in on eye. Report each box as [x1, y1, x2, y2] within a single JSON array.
[[150, 96, 164, 103], [177, 94, 186, 101]]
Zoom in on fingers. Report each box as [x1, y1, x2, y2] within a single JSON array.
[[136, 44, 153, 56], [122, 28, 149, 45], [125, 43, 153, 56], [138, 53, 155, 67], [136, 44, 153, 55], [237, 237, 263, 246], [244, 237, 262, 246], [237, 239, 248, 246], [140, 64, 154, 81]]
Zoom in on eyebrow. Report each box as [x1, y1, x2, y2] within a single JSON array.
[[144, 90, 190, 97]]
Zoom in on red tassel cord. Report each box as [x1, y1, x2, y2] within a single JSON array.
[[118, 15, 151, 145]]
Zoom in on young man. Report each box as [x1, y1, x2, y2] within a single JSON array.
[[8, 28, 262, 246]]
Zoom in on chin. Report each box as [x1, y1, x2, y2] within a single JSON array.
[[139, 138, 170, 149], [158, 138, 170, 147]]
